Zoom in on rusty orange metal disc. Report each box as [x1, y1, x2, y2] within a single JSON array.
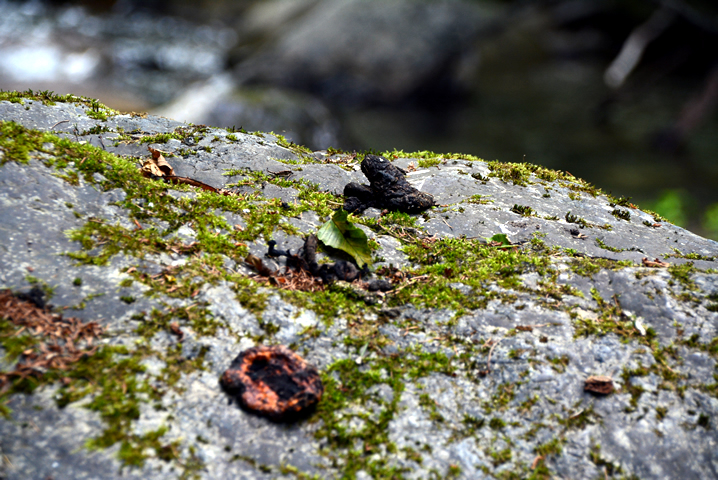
[[221, 345, 323, 421]]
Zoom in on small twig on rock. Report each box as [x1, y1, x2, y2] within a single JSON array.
[[478, 337, 502, 376], [50, 119, 70, 129], [391, 275, 429, 293]]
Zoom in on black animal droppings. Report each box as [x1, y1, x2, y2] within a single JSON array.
[[268, 235, 369, 283], [267, 240, 290, 258], [344, 154, 435, 214], [367, 279, 393, 292], [16, 286, 47, 309]]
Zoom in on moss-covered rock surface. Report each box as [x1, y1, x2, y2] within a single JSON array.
[[1, 91, 717, 479]]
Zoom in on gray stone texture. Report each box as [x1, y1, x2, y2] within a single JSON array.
[[1, 98, 717, 480]]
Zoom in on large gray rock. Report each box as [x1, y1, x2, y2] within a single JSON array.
[[1, 95, 717, 480]]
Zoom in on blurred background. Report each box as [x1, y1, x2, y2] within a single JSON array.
[[1, 0, 717, 239]]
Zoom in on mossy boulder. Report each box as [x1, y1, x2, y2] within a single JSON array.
[[1, 91, 717, 480]]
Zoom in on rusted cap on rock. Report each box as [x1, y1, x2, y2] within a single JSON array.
[[220, 345, 323, 421]]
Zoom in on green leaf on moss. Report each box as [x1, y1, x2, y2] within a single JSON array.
[[487, 233, 512, 248], [317, 209, 372, 268]]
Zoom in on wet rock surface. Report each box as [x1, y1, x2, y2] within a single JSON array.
[[1, 98, 718, 480]]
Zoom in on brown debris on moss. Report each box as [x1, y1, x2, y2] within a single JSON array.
[[0, 289, 103, 394]]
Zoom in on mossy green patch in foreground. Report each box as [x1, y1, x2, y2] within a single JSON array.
[[392, 236, 555, 311], [0, 330, 206, 475], [314, 346, 466, 479]]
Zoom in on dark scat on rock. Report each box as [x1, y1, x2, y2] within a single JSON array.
[[367, 279, 393, 292], [268, 236, 392, 291], [270, 235, 369, 284], [16, 286, 48, 310], [344, 154, 435, 214]]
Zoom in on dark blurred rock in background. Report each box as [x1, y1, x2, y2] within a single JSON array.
[[232, 0, 496, 107], [1, 0, 717, 238]]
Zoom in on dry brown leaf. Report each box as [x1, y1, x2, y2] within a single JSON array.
[[141, 147, 175, 178], [584, 375, 614, 395], [642, 257, 669, 268], [531, 455, 545, 470], [169, 322, 185, 342], [149, 147, 173, 175]]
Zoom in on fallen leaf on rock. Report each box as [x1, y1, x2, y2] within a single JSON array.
[[584, 375, 614, 395], [486, 233, 513, 249], [141, 147, 174, 178], [140, 147, 239, 197], [317, 210, 372, 268], [642, 257, 669, 268], [531, 455, 545, 470], [220, 345, 323, 421], [169, 322, 184, 342]]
